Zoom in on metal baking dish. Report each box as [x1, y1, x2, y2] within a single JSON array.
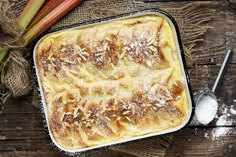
[[33, 9, 194, 154]]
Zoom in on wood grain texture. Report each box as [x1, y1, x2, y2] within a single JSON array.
[[0, 0, 236, 157], [166, 127, 236, 157]]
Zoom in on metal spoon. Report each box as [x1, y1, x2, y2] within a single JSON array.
[[193, 49, 233, 125]]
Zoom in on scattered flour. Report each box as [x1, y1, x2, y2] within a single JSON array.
[[230, 107, 236, 115], [210, 104, 235, 140], [211, 127, 231, 140]]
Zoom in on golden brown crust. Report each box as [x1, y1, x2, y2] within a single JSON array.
[[36, 15, 190, 150]]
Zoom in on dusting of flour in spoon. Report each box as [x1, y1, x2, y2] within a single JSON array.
[[195, 94, 218, 125]]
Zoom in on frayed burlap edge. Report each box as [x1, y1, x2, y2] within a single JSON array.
[[0, 0, 25, 48]]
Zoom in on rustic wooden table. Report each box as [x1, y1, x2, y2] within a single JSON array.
[[0, 0, 236, 157]]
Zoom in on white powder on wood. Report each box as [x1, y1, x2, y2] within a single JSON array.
[[230, 107, 236, 115], [212, 127, 231, 140], [195, 94, 218, 125], [216, 114, 233, 126], [210, 104, 234, 140]]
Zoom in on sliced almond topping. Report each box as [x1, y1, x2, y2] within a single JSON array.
[[175, 95, 181, 100], [125, 116, 131, 122], [119, 50, 126, 59], [103, 42, 108, 50], [61, 112, 66, 122], [78, 52, 87, 61], [105, 116, 111, 121], [47, 53, 53, 60], [146, 60, 153, 67], [73, 106, 80, 118], [63, 122, 70, 127], [147, 38, 155, 46], [74, 121, 82, 128], [105, 37, 111, 41], [64, 60, 75, 64], [117, 116, 121, 121], [122, 110, 131, 115], [153, 106, 157, 111]]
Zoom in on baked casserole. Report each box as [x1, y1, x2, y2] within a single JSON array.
[[35, 15, 190, 150]]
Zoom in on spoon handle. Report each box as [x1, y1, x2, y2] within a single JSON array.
[[212, 49, 233, 93]]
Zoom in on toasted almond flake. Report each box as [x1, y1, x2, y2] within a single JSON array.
[[67, 99, 75, 103], [125, 116, 131, 122], [76, 58, 81, 63], [160, 100, 166, 106], [175, 96, 181, 100], [78, 52, 87, 61], [153, 106, 157, 111], [61, 47, 66, 52], [123, 110, 131, 115], [69, 70, 78, 75], [81, 51, 89, 57], [117, 116, 121, 121], [63, 122, 70, 127], [148, 46, 156, 52], [103, 42, 108, 50], [97, 57, 103, 62], [85, 122, 91, 128], [119, 51, 126, 59], [110, 63, 115, 69], [50, 60, 56, 67], [64, 60, 75, 64], [74, 121, 82, 128], [95, 53, 102, 57], [51, 57, 55, 61], [91, 119, 95, 124], [130, 43, 134, 49], [81, 118, 86, 121], [61, 112, 66, 122], [143, 51, 150, 57], [147, 37, 153, 43], [47, 53, 53, 60], [146, 60, 153, 67], [123, 40, 128, 45], [97, 47, 103, 52], [105, 37, 111, 41], [112, 114, 116, 117], [146, 103, 152, 107], [147, 38, 155, 46], [135, 47, 139, 55], [120, 99, 126, 104], [47, 64, 52, 71], [80, 47, 86, 52], [73, 106, 80, 118], [105, 116, 111, 121]]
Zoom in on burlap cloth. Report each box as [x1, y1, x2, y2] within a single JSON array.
[[0, 0, 221, 156]]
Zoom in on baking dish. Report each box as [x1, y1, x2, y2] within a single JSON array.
[[33, 9, 194, 154]]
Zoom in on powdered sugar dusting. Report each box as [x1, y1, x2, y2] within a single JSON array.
[[194, 93, 218, 125], [211, 127, 231, 140], [209, 103, 235, 140]]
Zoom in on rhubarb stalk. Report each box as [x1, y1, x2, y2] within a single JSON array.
[[24, 0, 83, 44], [0, 0, 45, 62], [27, 0, 64, 29], [0, 48, 8, 63], [17, 0, 46, 29]]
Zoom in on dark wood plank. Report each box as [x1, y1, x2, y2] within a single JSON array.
[[166, 127, 236, 157]]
